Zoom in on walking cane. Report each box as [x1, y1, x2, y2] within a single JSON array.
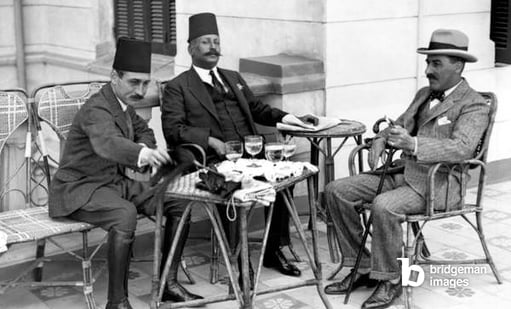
[[344, 141, 396, 304]]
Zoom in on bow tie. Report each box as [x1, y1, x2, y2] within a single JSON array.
[[429, 91, 445, 102]]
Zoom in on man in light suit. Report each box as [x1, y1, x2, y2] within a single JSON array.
[[323, 29, 490, 309], [49, 38, 202, 309], [161, 13, 317, 280]]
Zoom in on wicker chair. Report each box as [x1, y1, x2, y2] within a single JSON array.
[[0, 85, 108, 309]]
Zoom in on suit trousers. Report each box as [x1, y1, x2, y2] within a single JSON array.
[[325, 173, 426, 281], [68, 177, 187, 233]]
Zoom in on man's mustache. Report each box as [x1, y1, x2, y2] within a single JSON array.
[[130, 94, 144, 100], [426, 74, 437, 81], [204, 50, 221, 57]]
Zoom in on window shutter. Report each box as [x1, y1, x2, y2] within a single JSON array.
[[491, 0, 511, 63], [114, 0, 176, 56]]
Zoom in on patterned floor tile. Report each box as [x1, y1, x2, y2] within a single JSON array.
[[254, 293, 308, 309]]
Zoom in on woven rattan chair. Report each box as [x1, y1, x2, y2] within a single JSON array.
[[338, 92, 502, 308], [0, 85, 109, 309]]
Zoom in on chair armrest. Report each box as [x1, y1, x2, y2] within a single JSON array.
[[348, 143, 372, 176], [425, 159, 486, 216], [179, 143, 207, 167]]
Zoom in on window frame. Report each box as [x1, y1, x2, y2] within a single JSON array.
[[113, 0, 176, 56]]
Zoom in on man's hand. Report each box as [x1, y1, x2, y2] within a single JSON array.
[[387, 126, 414, 152], [298, 114, 319, 126], [369, 138, 386, 170], [282, 114, 319, 126], [139, 147, 171, 168], [208, 136, 226, 156]]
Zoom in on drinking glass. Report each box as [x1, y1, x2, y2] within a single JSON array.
[[244, 135, 263, 159], [265, 142, 284, 163], [282, 141, 297, 161], [225, 140, 243, 161]]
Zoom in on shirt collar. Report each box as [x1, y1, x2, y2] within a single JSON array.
[[114, 94, 128, 112], [193, 65, 222, 86], [444, 79, 463, 98]]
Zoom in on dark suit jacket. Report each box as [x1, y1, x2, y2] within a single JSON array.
[[378, 79, 490, 205], [161, 67, 287, 156], [48, 83, 156, 217]]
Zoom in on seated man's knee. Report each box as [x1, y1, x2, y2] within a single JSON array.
[[371, 195, 394, 219], [112, 206, 138, 233], [163, 199, 191, 218]]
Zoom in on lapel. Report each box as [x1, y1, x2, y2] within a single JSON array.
[[186, 67, 221, 125], [403, 90, 430, 133], [103, 84, 130, 137], [422, 79, 469, 127], [218, 68, 257, 132]]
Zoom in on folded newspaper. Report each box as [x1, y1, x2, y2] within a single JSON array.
[[232, 176, 276, 206], [276, 116, 342, 132]]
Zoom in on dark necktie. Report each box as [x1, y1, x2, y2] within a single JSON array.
[[429, 91, 445, 102], [125, 109, 134, 141], [210, 70, 226, 94], [429, 91, 445, 109]]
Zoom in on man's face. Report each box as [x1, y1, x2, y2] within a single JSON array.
[[425, 55, 462, 91], [111, 70, 151, 105], [188, 34, 221, 69]]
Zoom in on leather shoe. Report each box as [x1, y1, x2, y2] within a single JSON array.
[[105, 298, 133, 309], [162, 283, 204, 303], [324, 269, 378, 295], [361, 280, 402, 309], [263, 248, 301, 277]]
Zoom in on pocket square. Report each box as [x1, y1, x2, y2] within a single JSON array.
[[437, 116, 451, 126], [236, 83, 244, 91]]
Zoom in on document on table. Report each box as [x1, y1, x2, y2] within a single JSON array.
[[276, 116, 342, 132]]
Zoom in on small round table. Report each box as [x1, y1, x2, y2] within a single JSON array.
[[280, 119, 366, 262]]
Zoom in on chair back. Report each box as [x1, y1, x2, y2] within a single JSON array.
[[0, 89, 29, 153], [474, 92, 498, 164], [33, 81, 107, 140], [0, 89, 29, 210]]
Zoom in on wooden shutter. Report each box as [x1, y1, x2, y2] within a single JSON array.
[[491, 0, 511, 63], [114, 0, 176, 56]]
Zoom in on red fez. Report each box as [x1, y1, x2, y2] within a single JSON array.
[[112, 37, 152, 73], [188, 12, 218, 43]]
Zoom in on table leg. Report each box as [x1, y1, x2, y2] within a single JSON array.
[[156, 203, 193, 304], [323, 137, 340, 263], [281, 187, 333, 309], [251, 202, 275, 305], [151, 194, 165, 309], [238, 207, 251, 309]]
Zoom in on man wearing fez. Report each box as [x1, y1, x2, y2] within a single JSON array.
[[49, 38, 202, 309], [323, 29, 489, 308], [162, 13, 316, 279]]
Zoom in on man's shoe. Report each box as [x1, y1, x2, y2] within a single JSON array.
[[361, 280, 402, 309], [324, 269, 378, 295], [263, 248, 301, 277], [162, 283, 204, 303], [105, 298, 133, 309]]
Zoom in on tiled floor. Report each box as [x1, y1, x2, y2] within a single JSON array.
[[1, 181, 510, 309]]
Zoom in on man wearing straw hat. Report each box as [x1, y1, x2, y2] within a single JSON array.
[[49, 37, 203, 308], [161, 12, 318, 282], [323, 29, 490, 309]]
